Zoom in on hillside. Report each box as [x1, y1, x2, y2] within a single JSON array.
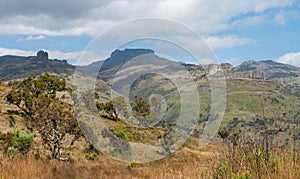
[[77, 49, 156, 82], [0, 49, 300, 178], [0, 51, 75, 80]]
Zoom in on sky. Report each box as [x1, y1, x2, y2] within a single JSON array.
[[0, 0, 299, 66]]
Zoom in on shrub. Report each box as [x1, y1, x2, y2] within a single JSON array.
[[8, 115, 16, 127], [4, 129, 34, 155], [86, 151, 98, 161], [129, 161, 142, 168], [233, 173, 251, 179], [7, 146, 18, 155]]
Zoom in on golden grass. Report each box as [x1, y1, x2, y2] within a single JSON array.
[[0, 139, 299, 179], [0, 141, 218, 179]]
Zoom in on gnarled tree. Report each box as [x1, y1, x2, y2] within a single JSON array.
[[7, 73, 80, 160]]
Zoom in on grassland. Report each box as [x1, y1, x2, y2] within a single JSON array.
[[0, 74, 300, 178]]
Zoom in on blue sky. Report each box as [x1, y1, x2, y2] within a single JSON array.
[[0, 0, 299, 66]]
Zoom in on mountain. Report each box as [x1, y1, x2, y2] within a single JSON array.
[[1, 48, 300, 85], [0, 51, 75, 80], [78, 49, 155, 81], [234, 60, 300, 80]]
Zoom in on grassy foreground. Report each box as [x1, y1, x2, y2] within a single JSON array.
[[0, 139, 299, 179]]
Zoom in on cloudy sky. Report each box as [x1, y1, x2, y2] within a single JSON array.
[[0, 0, 299, 66]]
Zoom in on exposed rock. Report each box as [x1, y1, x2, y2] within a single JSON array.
[[220, 63, 233, 70], [37, 51, 49, 60]]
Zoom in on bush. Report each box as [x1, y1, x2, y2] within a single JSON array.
[[86, 151, 98, 161], [4, 129, 34, 155], [8, 115, 16, 127], [233, 173, 251, 179], [129, 161, 142, 168], [7, 146, 18, 155]]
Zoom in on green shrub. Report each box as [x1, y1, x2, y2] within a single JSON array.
[[218, 159, 228, 175], [114, 131, 128, 141], [233, 172, 251, 179], [7, 146, 18, 155], [86, 151, 98, 161], [9, 116, 16, 127], [109, 128, 128, 141], [129, 161, 142, 168], [5, 129, 34, 155]]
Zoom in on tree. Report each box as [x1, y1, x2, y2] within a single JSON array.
[[131, 96, 152, 126], [97, 96, 129, 121], [218, 128, 230, 143], [33, 97, 80, 159], [7, 73, 67, 116], [132, 96, 150, 117], [6, 73, 80, 160]]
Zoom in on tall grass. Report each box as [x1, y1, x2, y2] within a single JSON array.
[[211, 135, 300, 179], [0, 137, 299, 178]]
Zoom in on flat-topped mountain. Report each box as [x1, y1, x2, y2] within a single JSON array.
[[78, 49, 156, 81]]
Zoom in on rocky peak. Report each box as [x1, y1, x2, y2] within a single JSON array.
[[36, 51, 49, 60]]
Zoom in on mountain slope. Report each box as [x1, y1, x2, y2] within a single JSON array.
[[0, 51, 75, 80], [234, 60, 300, 80], [77, 49, 155, 82]]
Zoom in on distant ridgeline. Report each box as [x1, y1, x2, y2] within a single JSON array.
[[1, 48, 300, 88], [0, 51, 75, 80]]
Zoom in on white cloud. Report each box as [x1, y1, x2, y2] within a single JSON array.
[[0, 0, 295, 36], [0, 47, 102, 65], [273, 10, 300, 26], [0, 47, 35, 57], [253, 0, 294, 12], [16, 35, 47, 42], [48, 50, 105, 66], [274, 11, 286, 25], [232, 15, 267, 27], [276, 51, 300, 67], [25, 35, 47, 41], [205, 35, 256, 49]]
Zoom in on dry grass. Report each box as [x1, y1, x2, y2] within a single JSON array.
[[0, 138, 299, 179], [209, 137, 300, 179], [0, 141, 219, 179]]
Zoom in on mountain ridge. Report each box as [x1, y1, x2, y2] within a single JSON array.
[[0, 49, 299, 83]]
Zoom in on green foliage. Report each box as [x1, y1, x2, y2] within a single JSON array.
[[0, 129, 34, 155], [114, 131, 128, 141], [6, 73, 67, 116], [218, 159, 228, 175], [132, 96, 150, 117], [218, 128, 230, 142], [233, 173, 251, 179], [7, 146, 18, 155], [8, 115, 16, 127], [97, 96, 129, 121], [129, 161, 142, 168], [86, 151, 98, 161], [213, 159, 229, 178], [109, 128, 128, 141], [8, 129, 34, 154], [6, 73, 80, 159]]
